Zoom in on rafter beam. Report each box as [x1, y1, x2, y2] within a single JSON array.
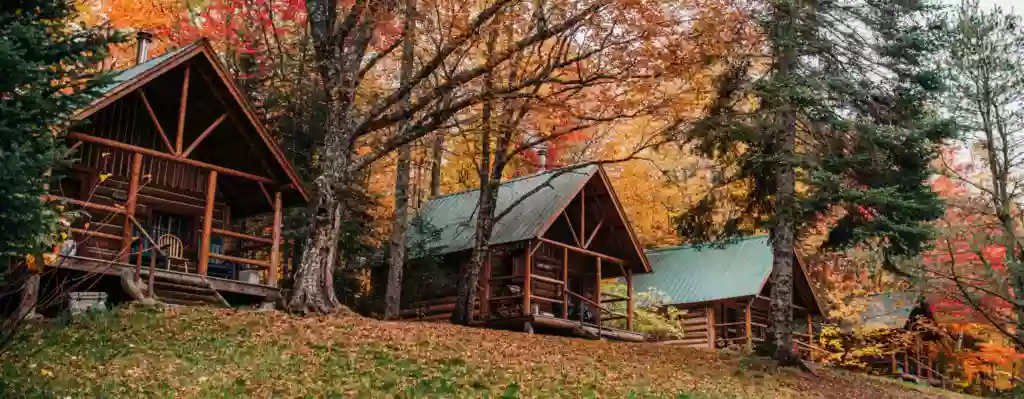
[[194, 67, 278, 179], [257, 182, 275, 208], [182, 113, 227, 158], [583, 218, 604, 249], [562, 211, 580, 245], [537, 237, 626, 264], [176, 66, 191, 154], [138, 89, 176, 154], [69, 132, 274, 184]]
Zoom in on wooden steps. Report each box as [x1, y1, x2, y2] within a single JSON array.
[[140, 271, 229, 307]]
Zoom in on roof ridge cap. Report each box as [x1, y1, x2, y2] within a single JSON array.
[[645, 235, 769, 253], [420, 164, 597, 204]]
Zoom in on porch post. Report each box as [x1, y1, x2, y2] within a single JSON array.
[[120, 153, 143, 262], [595, 257, 602, 326], [707, 306, 716, 349], [916, 334, 922, 377], [927, 345, 933, 379], [626, 268, 634, 331], [745, 300, 752, 350], [198, 170, 217, 275], [522, 241, 533, 317], [806, 312, 814, 361], [561, 247, 569, 319], [269, 191, 282, 287]]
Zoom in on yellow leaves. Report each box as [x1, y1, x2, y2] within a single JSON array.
[[39, 369, 53, 377], [99, 173, 111, 182], [25, 254, 38, 272]]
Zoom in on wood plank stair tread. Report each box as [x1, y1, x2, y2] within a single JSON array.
[[152, 289, 221, 303], [151, 280, 217, 294]]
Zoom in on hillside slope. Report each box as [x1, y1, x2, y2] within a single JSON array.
[[0, 306, 967, 398]]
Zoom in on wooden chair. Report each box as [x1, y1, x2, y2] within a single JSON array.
[[156, 234, 190, 273]]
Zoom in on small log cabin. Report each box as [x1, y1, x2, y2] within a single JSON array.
[[633, 236, 824, 355], [37, 37, 308, 308], [402, 165, 651, 341], [841, 292, 949, 385]]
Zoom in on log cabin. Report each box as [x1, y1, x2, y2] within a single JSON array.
[[34, 36, 308, 309], [633, 236, 824, 355], [841, 292, 950, 385], [401, 165, 651, 341]]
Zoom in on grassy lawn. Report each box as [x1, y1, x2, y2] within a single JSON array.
[[0, 306, 969, 398]]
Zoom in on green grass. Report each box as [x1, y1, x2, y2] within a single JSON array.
[[0, 306, 970, 398]]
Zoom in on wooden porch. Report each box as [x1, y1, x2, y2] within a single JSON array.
[[45, 255, 280, 299], [37, 40, 308, 305]]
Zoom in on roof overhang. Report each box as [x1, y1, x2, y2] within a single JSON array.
[[72, 39, 309, 204]]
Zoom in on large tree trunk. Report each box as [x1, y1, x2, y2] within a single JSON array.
[[452, 27, 499, 324], [289, 143, 347, 313], [769, 0, 799, 363], [290, 0, 378, 313], [384, 0, 417, 320]]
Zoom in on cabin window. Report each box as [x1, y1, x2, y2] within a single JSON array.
[[150, 211, 194, 247]]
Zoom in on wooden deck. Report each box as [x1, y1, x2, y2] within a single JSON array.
[[487, 314, 647, 342], [46, 255, 280, 299]]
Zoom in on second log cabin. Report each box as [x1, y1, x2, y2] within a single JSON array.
[[402, 165, 651, 341]]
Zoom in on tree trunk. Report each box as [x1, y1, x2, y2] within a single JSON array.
[[15, 272, 40, 321], [769, 0, 799, 364], [430, 134, 443, 197], [290, 0, 378, 313], [452, 26, 499, 325], [288, 131, 350, 313], [384, 0, 417, 320]]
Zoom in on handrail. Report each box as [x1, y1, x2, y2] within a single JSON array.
[[212, 228, 276, 245], [901, 351, 949, 387], [530, 274, 564, 286], [565, 289, 628, 320], [794, 339, 830, 356], [44, 195, 125, 214], [209, 253, 270, 269]]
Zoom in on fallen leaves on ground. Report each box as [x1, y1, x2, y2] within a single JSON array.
[[0, 306, 972, 398]]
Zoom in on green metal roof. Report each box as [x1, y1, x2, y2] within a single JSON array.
[[408, 165, 598, 255], [841, 292, 921, 332], [96, 43, 198, 96], [634, 236, 773, 305]]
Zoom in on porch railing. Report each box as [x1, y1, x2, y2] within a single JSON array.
[[47, 131, 288, 287]]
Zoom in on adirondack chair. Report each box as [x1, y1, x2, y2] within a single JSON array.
[[157, 234, 191, 273]]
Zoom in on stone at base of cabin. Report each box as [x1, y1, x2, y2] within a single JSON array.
[[239, 269, 261, 284], [119, 271, 147, 300], [255, 301, 275, 312], [138, 297, 161, 307], [67, 292, 108, 316], [524, 322, 534, 334]]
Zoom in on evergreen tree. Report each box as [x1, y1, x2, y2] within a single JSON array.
[[678, 0, 954, 362], [0, 0, 121, 258]]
